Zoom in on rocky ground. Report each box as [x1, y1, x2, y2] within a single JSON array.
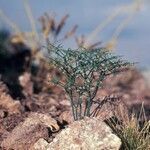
[[0, 65, 149, 149], [0, 44, 150, 149]]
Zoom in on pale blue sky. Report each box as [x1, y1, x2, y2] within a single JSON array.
[[0, 0, 150, 68]]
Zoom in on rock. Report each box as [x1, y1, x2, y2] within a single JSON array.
[[47, 117, 121, 150], [19, 72, 33, 96], [0, 127, 9, 147], [1, 112, 59, 150], [0, 92, 22, 114], [0, 80, 9, 94], [31, 138, 49, 150], [142, 70, 150, 87], [0, 113, 25, 132], [0, 80, 22, 114], [0, 109, 6, 118], [59, 100, 70, 107], [1, 124, 49, 150], [22, 94, 63, 117], [59, 110, 73, 124]]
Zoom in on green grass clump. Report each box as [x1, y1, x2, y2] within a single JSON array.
[[107, 113, 150, 150], [48, 44, 131, 120]]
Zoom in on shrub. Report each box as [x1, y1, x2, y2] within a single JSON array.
[[48, 44, 131, 120]]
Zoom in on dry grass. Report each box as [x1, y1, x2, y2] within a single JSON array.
[[83, 0, 144, 50], [0, 1, 78, 62], [0, 0, 145, 51], [107, 104, 150, 150]]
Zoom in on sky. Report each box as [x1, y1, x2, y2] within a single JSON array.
[[0, 0, 150, 68]]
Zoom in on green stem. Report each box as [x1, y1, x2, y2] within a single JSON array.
[[78, 98, 82, 119]]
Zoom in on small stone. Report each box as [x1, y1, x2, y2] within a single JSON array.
[[31, 138, 49, 150]]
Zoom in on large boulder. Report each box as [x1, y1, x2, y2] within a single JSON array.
[[46, 117, 121, 150]]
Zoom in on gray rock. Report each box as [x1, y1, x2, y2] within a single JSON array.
[[47, 117, 121, 150]]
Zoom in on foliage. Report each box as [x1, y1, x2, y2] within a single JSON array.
[[107, 113, 150, 150], [48, 44, 131, 120]]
